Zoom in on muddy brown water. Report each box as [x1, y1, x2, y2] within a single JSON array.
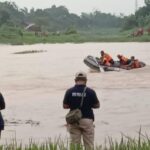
[[0, 43, 150, 144]]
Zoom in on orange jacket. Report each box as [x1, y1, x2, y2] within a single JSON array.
[[103, 53, 112, 62], [131, 60, 141, 68], [102, 57, 111, 66], [119, 55, 129, 65]]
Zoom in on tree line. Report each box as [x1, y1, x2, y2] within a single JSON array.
[[122, 0, 150, 30], [0, 1, 150, 32], [0, 1, 122, 32]]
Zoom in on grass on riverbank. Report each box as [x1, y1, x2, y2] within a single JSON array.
[[0, 27, 150, 45], [1, 132, 150, 150]]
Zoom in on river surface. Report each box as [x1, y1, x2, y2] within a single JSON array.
[[0, 43, 150, 144]]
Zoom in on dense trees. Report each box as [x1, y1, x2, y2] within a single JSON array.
[[0, 1, 150, 32], [145, 0, 150, 6], [0, 1, 122, 32], [122, 1, 150, 30], [80, 11, 122, 29]]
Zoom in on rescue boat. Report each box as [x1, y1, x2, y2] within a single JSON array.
[[83, 55, 146, 72]]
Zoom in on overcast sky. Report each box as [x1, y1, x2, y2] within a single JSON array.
[[1, 0, 145, 16]]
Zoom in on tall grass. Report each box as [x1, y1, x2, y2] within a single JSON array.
[[0, 27, 150, 45], [1, 132, 150, 150]]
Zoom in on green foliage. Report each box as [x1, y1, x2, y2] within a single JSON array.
[[0, 26, 150, 44], [65, 26, 77, 35], [0, 1, 150, 42], [0, 1, 24, 26], [1, 133, 150, 150], [80, 11, 122, 29], [122, 15, 138, 30], [122, 4, 150, 30], [145, 0, 150, 6], [0, 10, 10, 25], [0, 1, 122, 32]]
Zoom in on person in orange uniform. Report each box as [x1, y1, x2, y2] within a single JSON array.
[[100, 50, 114, 66], [121, 56, 141, 70], [129, 56, 141, 69], [117, 54, 130, 66], [101, 57, 111, 66]]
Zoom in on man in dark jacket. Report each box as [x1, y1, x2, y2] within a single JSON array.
[[63, 71, 100, 150], [0, 92, 5, 138]]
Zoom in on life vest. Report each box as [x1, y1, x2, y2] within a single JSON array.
[[104, 53, 112, 62], [102, 57, 111, 66], [131, 59, 141, 68], [119, 55, 129, 65]]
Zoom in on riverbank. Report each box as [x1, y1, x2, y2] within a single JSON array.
[[1, 29, 150, 45], [1, 133, 150, 150]]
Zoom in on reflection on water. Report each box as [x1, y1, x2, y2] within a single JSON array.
[[0, 43, 150, 144]]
